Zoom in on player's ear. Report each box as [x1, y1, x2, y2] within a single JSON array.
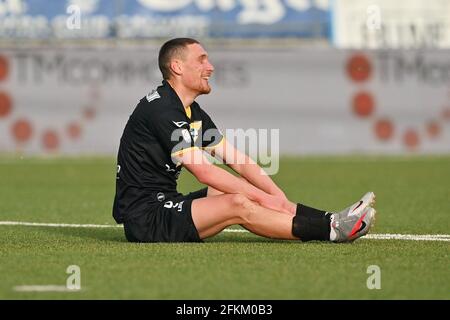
[[170, 59, 183, 77]]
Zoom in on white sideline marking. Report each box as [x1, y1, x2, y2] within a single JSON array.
[[1, 221, 449, 242], [363, 234, 450, 241], [13, 285, 81, 293], [0, 221, 121, 228]]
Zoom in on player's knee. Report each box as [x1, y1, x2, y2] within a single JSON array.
[[229, 194, 255, 223], [230, 193, 248, 208]]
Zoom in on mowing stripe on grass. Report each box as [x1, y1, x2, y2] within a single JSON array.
[[1, 221, 449, 241]]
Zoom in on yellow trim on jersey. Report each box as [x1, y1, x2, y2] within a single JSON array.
[[185, 105, 191, 119], [189, 121, 202, 130], [170, 136, 224, 157], [202, 136, 225, 150], [170, 146, 200, 157]]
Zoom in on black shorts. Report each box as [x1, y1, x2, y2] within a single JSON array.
[[123, 188, 208, 243]]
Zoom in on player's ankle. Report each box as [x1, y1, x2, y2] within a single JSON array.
[[292, 204, 332, 241]]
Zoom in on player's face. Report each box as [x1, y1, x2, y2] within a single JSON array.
[[181, 43, 214, 95]]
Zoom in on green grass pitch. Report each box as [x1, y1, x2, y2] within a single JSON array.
[[0, 156, 449, 299]]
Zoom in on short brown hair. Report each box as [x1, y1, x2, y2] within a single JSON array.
[[158, 38, 200, 80]]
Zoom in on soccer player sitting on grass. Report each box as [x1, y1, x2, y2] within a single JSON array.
[[112, 38, 376, 243]]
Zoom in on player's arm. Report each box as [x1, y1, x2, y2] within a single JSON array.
[[174, 148, 291, 214], [209, 138, 287, 200]]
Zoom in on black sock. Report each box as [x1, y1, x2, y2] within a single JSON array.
[[292, 203, 332, 241], [296, 203, 330, 218]]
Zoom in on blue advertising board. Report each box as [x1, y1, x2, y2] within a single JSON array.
[[0, 0, 329, 39]]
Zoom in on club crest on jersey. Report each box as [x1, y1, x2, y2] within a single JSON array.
[[189, 121, 202, 143]]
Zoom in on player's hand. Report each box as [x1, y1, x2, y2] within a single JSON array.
[[279, 197, 295, 215], [258, 194, 292, 215], [268, 191, 293, 215], [269, 188, 288, 201]]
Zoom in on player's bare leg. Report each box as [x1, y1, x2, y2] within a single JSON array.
[[206, 177, 296, 218], [192, 191, 376, 242], [206, 186, 224, 197], [192, 193, 298, 239]]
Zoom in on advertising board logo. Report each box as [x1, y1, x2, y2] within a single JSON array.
[[346, 53, 449, 150]]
